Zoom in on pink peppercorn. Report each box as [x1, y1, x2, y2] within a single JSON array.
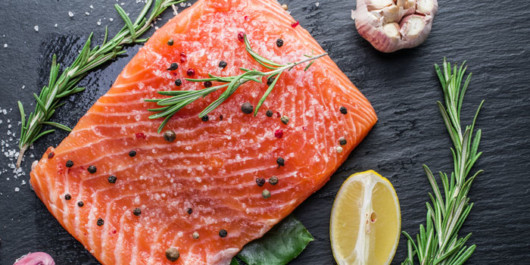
[[180, 52, 187, 63], [275, 129, 284, 139], [238, 32, 245, 42]]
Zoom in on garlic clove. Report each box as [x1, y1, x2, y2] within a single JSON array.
[[366, 0, 394, 11], [381, 4, 400, 23], [383, 23, 401, 39], [400, 15, 427, 39], [403, 0, 416, 10], [416, 0, 437, 15]]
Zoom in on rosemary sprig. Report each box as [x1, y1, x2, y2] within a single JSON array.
[[402, 59, 485, 265], [146, 35, 327, 133], [16, 0, 187, 167]]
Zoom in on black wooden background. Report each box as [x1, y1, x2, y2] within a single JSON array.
[[1, 0, 529, 264]]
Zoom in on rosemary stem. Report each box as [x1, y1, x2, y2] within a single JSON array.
[[17, 145, 28, 169]]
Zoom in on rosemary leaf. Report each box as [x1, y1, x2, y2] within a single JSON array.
[[41, 121, 72, 132], [254, 72, 281, 116], [115, 4, 137, 41]]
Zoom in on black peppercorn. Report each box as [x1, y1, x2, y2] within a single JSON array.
[[340, 106, 348, 114], [266, 110, 273, 117], [64, 194, 71, 200], [219, 229, 228, 238], [277, 157, 285, 166], [269, 176, 278, 185], [165, 248, 180, 262], [241, 102, 253, 114], [256, 178, 265, 187], [66, 160, 74, 168], [339, 137, 347, 146], [174, 79, 182, 86], [276, 38, 284, 47], [219, 61, 227, 68], [97, 218, 104, 226], [204, 81, 212, 88], [201, 115, 209, 122], [48, 152, 54, 159], [108, 175, 117, 184], [163, 130, 176, 142], [77, 201, 84, 207], [187, 208, 193, 214], [129, 150, 137, 157], [219, 115, 223, 121], [267, 77, 274, 86], [167, 39, 174, 46], [133, 208, 141, 216], [167, 63, 178, 71], [87, 165, 97, 174]]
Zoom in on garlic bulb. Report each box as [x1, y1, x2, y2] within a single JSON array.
[[352, 0, 438, 53]]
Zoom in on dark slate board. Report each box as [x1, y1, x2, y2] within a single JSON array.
[[1, 0, 529, 264]]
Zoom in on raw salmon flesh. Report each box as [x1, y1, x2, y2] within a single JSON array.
[[30, 0, 377, 264]]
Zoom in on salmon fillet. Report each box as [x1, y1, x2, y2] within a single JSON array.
[[30, 0, 377, 264]]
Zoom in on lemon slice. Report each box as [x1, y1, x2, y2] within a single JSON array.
[[330, 170, 401, 265]]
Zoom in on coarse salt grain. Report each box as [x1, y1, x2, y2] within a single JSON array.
[[68, 11, 74, 17], [34, 25, 39, 32], [3, 44, 7, 48]]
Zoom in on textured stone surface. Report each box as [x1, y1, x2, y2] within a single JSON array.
[[0, 0, 529, 264]]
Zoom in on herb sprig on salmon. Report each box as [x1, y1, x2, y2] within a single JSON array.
[[146, 34, 328, 132]]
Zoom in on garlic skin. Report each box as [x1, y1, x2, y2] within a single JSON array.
[[352, 0, 438, 53]]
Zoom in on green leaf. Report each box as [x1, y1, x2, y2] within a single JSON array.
[[254, 73, 281, 116], [17, 101, 26, 140], [115, 4, 136, 40], [304, 61, 315, 71], [41, 121, 72, 132], [237, 216, 313, 265]]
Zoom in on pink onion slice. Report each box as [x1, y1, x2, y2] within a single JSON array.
[[13, 252, 55, 265]]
